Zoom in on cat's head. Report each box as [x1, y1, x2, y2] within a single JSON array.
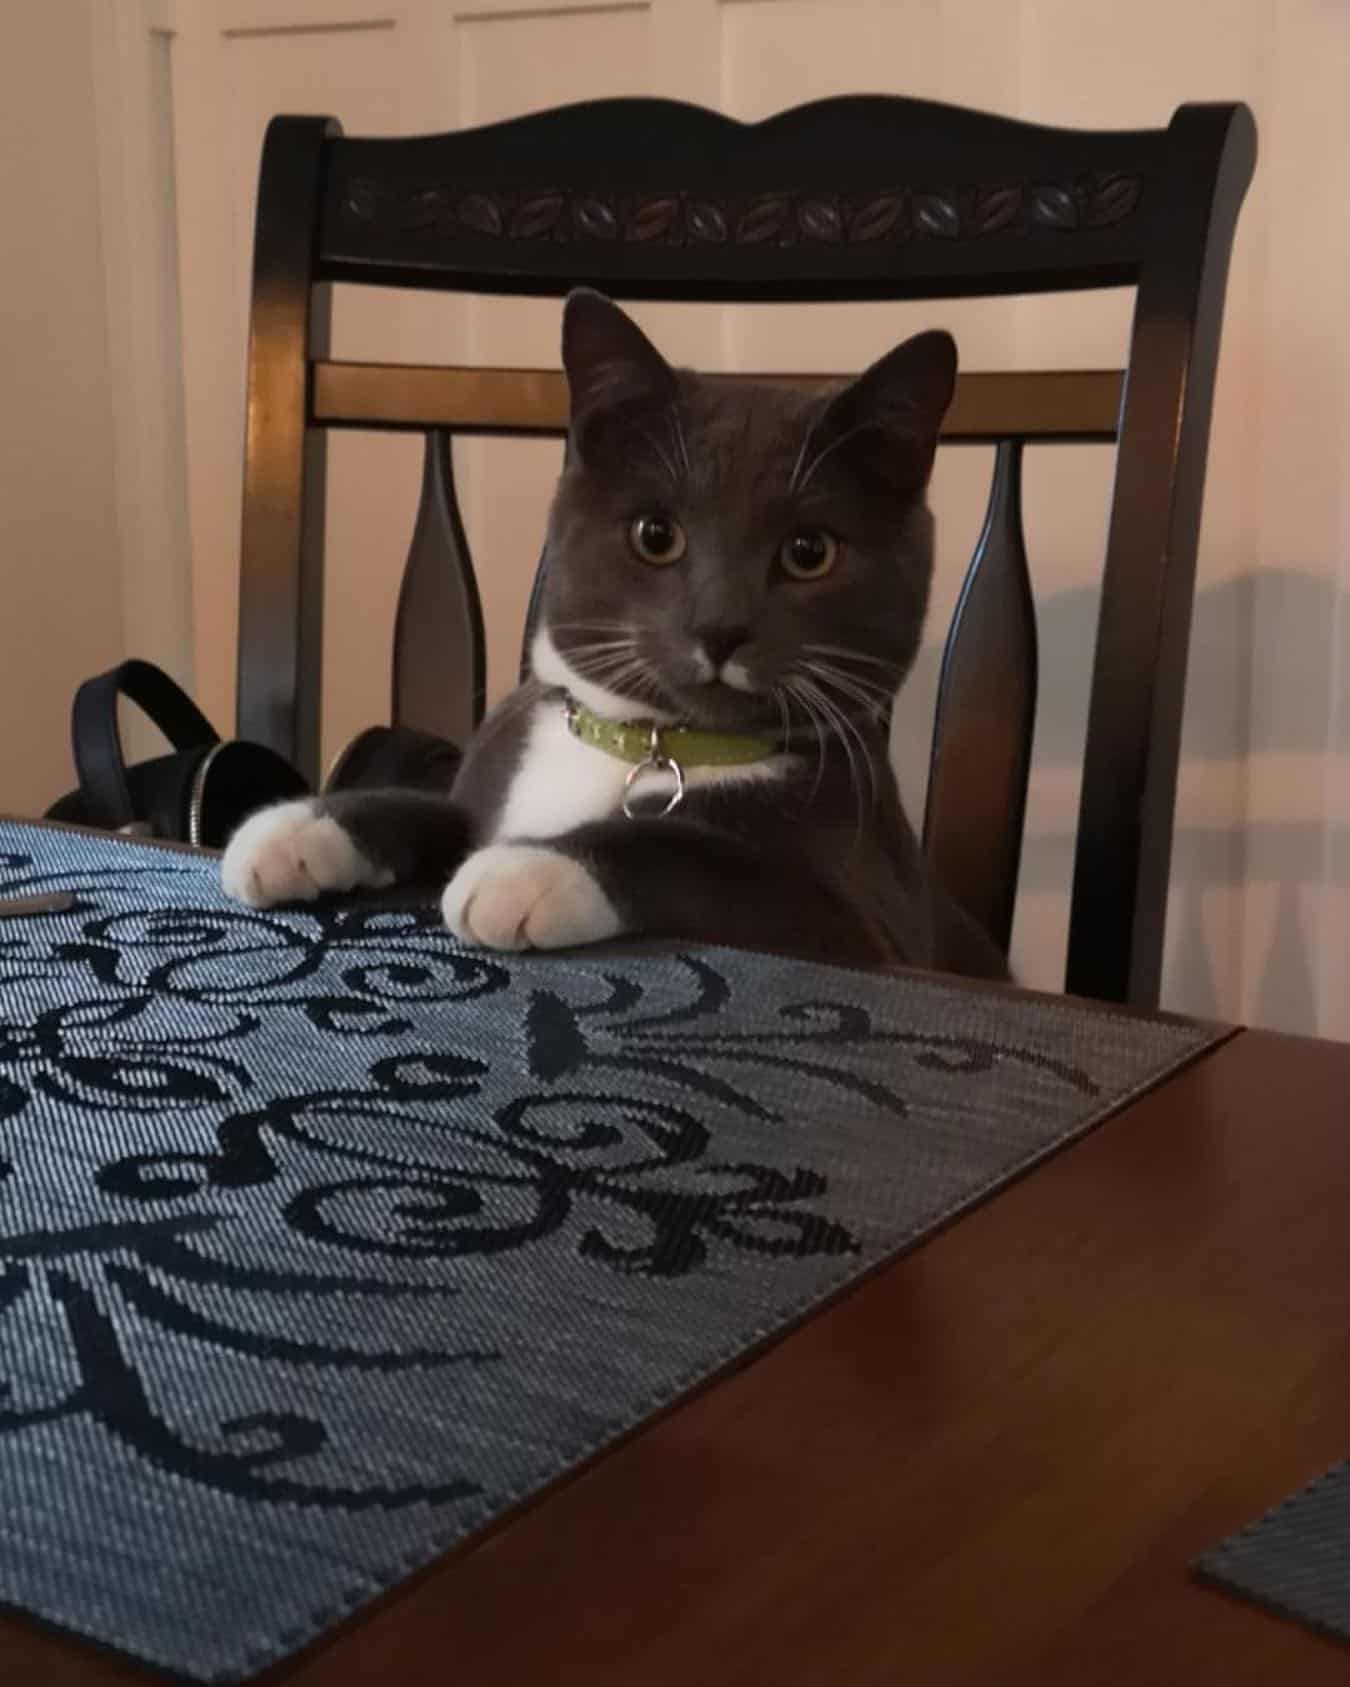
[[534, 290, 955, 731]]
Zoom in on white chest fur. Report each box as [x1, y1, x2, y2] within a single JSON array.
[[492, 700, 791, 843]]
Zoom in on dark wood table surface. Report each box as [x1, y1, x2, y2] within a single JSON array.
[[4, 1021, 1348, 1685]]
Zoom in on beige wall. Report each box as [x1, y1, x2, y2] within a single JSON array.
[[0, 0, 189, 814], [0, 1, 125, 815]]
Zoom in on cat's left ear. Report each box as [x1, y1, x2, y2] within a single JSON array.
[[798, 329, 957, 502], [561, 289, 679, 465]]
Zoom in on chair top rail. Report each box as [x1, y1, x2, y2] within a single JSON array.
[[310, 361, 1124, 443], [315, 94, 1165, 299]]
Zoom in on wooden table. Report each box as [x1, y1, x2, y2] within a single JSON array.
[[4, 1023, 1348, 1685]]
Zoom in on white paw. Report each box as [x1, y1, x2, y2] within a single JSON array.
[[441, 843, 621, 952], [220, 800, 394, 907]]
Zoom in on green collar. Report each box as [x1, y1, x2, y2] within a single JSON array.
[[564, 699, 779, 768]]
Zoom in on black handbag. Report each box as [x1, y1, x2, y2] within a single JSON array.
[[46, 660, 461, 848]]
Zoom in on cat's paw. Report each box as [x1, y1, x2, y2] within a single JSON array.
[[220, 800, 394, 907], [442, 843, 621, 951]]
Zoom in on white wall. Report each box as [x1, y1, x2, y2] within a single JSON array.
[[0, 0, 191, 815], [0, 2, 125, 815], [125, 0, 1350, 1034]]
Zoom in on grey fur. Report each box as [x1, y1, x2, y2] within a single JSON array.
[[297, 291, 1006, 979]]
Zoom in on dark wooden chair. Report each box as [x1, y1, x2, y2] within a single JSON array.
[[237, 95, 1255, 1008]]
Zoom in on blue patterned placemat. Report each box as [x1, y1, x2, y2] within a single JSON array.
[[1195, 1459, 1350, 1647], [0, 821, 1222, 1682]]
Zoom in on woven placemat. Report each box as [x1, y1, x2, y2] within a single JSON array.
[[1195, 1458, 1350, 1646], [0, 821, 1223, 1682]]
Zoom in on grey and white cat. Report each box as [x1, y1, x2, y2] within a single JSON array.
[[221, 290, 1005, 980]]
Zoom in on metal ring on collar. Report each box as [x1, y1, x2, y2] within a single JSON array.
[[622, 726, 685, 819]]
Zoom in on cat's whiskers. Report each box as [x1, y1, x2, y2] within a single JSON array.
[[563, 648, 644, 686], [806, 679, 867, 814], [570, 651, 644, 688], [806, 668, 893, 719], [799, 653, 897, 717], [834, 684, 891, 721], [557, 628, 638, 659], [789, 419, 874, 498], [791, 670, 877, 837], [606, 664, 668, 713], [566, 637, 637, 662], [802, 642, 905, 678], [771, 683, 793, 762], [637, 427, 679, 486], [563, 640, 639, 661], [670, 405, 692, 481], [781, 676, 829, 803], [560, 633, 642, 681], [547, 619, 634, 637], [786, 431, 813, 501], [799, 661, 887, 825], [794, 674, 858, 820], [567, 641, 666, 714], [576, 657, 646, 691]]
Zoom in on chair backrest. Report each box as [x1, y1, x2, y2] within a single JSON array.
[[237, 95, 1255, 1008]]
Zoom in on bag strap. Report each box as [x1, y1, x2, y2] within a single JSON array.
[[324, 724, 462, 794], [72, 660, 220, 829]]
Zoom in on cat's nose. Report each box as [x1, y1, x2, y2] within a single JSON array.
[[695, 626, 750, 668]]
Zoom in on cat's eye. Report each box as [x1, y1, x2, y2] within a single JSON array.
[[779, 530, 838, 580], [629, 513, 687, 566]]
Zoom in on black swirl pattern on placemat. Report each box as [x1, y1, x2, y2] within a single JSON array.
[[0, 827, 1219, 1684], [0, 847, 881, 1517]]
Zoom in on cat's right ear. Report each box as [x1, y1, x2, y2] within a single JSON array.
[[561, 290, 678, 464]]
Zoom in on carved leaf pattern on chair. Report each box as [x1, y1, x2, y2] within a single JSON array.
[[339, 173, 1145, 248]]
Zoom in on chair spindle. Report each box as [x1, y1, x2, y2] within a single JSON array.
[[391, 428, 485, 746], [923, 439, 1038, 952]]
